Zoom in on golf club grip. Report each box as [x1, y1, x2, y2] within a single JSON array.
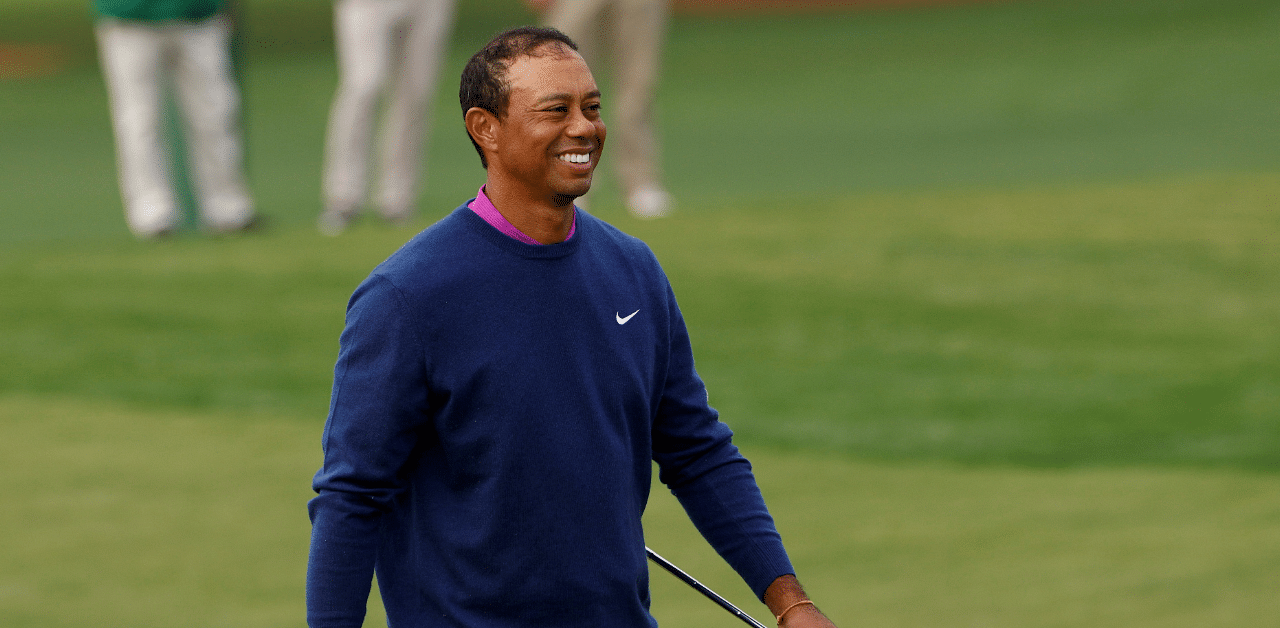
[[645, 547, 771, 628]]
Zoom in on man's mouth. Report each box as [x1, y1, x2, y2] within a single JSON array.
[[558, 153, 591, 164]]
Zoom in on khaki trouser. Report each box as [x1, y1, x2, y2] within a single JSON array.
[[546, 0, 668, 197], [323, 0, 457, 219], [95, 15, 255, 236]]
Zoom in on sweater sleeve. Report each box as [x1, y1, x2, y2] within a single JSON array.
[[650, 283, 795, 601], [307, 275, 431, 628]]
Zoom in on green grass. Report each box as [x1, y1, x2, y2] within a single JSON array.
[[2, 0, 1279, 625], [5, 0, 1280, 240], [0, 397, 314, 628], [3, 174, 1277, 467], [641, 175, 1280, 467], [650, 447, 1280, 628], [661, 0, 1280, 197], [3, 396, 1278, 627]]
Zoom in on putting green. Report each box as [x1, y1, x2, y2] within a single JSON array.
[[2, 395, 1277, 627]]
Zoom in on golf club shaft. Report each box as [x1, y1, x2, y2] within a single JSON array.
[[645, 547, 770, 628]]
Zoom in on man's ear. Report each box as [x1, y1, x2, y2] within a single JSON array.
[[465, 107, 501, 161]]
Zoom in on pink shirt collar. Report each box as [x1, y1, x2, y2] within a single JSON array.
[[467, 186, 576, 245]]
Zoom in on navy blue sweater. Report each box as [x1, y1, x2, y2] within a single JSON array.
[[308, 206, 793, 628]]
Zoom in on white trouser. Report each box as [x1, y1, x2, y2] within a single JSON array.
[[95, 15, 254, 237], [323, 0, 456, 218], [546, 0, 668, 196]]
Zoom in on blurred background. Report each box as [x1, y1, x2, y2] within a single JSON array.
[[2, 0, 1278, 626]]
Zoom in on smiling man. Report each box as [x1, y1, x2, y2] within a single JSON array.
[[306, 27, 837, 628]]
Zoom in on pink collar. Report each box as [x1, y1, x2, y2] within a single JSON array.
[[467, 186, 576, 245]]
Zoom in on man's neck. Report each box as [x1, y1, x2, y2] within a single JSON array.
[[482, 177, 576, 244]]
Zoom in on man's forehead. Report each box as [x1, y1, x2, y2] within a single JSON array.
[[505, 48, 596, 97]]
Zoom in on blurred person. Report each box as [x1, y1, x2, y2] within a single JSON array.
[[318, 0, 457, 235], [94, 0, 257, 238], [528, 0, 672, 218], [306, 27, 837, 628]]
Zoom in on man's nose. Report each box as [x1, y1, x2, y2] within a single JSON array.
[[566, 107, 597, 137]]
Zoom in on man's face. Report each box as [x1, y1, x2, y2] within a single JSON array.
[[492, 46, 605, 202]]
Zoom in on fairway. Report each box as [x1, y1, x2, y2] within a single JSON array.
[[4, 396, 1279, 627], [2, 0, 1279, 626]]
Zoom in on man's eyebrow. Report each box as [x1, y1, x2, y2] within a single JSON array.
[[533, 90, 603, 106]]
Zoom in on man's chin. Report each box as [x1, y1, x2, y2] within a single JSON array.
[[551, 193, 580, 207], [552, 181, 592, 205]]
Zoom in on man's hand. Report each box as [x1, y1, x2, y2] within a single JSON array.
[[763, 574, 838, 627], [522, 0, 553, 13]]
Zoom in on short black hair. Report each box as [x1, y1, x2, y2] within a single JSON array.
[[460, 26, 580, 168]]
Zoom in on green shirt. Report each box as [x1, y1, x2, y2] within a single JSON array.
[[94, 0, 224, 21]]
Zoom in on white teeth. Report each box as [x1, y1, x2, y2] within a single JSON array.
[[559, 153, 590, 164]]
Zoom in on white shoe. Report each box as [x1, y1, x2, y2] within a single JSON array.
[[627, 185, 672, 219], [317, 208, 356, 236], [132, 222, 178, 239], [207, 213, 262, 235], [127, 197, 180, 239], [203, 195, 256, 234]]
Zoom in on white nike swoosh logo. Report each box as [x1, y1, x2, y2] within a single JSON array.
[[616, 309, 639, 325]]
